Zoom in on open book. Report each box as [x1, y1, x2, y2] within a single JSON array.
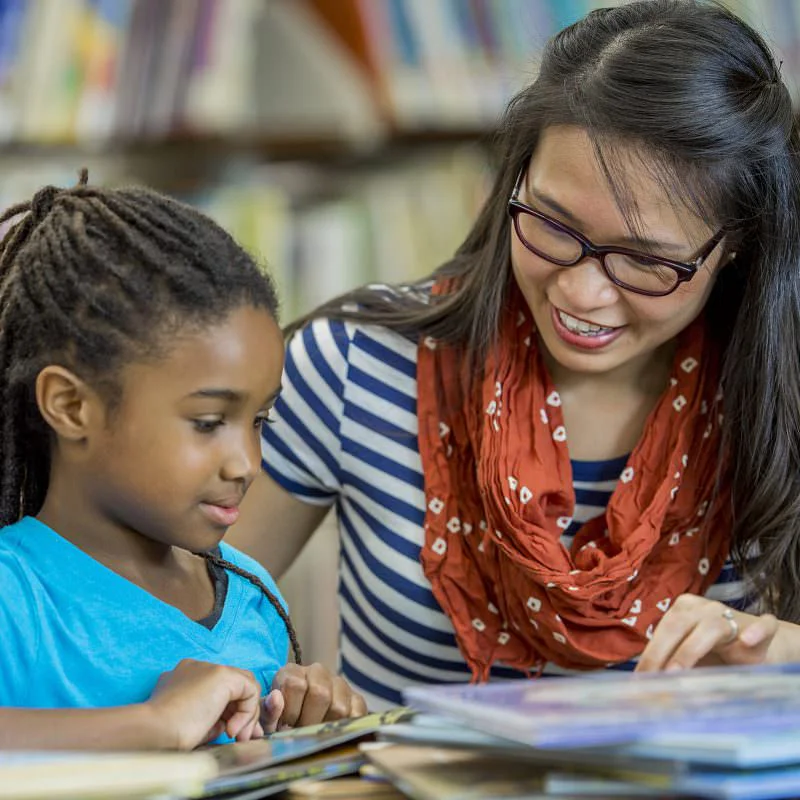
[[202, 707, 414, 798]]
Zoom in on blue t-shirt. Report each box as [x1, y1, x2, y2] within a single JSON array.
[[0, 517, 290, 708]]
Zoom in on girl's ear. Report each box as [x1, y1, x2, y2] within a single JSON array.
[[35, 365, 102, 442]]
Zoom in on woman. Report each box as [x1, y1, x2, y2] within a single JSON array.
[[231, 0, 800, 709]]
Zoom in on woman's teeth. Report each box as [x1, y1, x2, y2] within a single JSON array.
[[558, 310, 615, 337]]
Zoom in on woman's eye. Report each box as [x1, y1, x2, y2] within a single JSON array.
[[255, 413, 275, 428], [193, 419, 223, 433], [542, 218, 571, 237], [627, 254, 661, 269]]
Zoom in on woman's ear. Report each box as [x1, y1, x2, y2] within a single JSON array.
[[35, 365, 100, 443]]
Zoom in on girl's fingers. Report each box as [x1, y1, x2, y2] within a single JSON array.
[[295, 663, 335, 728], [272, 664, 310, 728], [260, 689, 285, 733]]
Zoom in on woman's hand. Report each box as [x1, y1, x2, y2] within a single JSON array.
[[264, 662, 368, 730], [147, 659, 264, 749], [636, 594, 779, 672]]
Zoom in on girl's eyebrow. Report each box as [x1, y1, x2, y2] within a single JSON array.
[[187, 388, 242, 402], [186, 386, 282, 403], [528, 186, 686, 255]]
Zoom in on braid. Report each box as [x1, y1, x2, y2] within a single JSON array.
[[0, 170, 279, 527], [202, 551, 303, 666]]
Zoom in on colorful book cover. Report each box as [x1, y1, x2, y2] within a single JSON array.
[[546, 764, 800, 800], [404, 663, 800, 748], [385, 713, 800, 770]]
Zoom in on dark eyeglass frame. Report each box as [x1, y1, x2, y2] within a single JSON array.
[[507, 166, 726, 297]]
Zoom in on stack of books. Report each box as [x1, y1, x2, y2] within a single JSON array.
[[356, 663, 800, 799]]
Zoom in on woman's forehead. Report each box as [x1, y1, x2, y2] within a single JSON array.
[[529, 126, 715, 244]]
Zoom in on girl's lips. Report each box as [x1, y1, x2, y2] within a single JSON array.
[[550, 305, 625, 351], [199, 502, 240, 527]]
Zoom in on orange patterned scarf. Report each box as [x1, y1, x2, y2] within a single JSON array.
[[417, 284, 730, 679]]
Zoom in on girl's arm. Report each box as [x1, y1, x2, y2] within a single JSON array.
[[0, 659, 265, 751], [0, 705, 171, 751]]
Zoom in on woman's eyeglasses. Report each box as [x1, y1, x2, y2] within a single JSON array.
[[507, 167, 725, 297]]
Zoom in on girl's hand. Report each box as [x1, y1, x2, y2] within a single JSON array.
[[147, 659, 264, 749], [636, 594, 779, 672], [265, 662, 368, 730]]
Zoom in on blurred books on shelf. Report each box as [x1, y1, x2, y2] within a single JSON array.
[[0, 0, 797, 318], [191, 146, 492, 319], [0, 0, 795, 147], [0, 0, 516, 145], [0, 0, 383, 147], [0, 143, 490, 319]]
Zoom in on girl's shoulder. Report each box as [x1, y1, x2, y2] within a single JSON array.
[[0, 520, 41, 619], [0, 517, 46, 576]]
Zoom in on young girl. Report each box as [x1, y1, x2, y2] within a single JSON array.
[[230, 0, 800, 709], [0, 172, 366, 749]]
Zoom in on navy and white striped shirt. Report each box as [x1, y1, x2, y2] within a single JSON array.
[[262, 317, 750, 709]]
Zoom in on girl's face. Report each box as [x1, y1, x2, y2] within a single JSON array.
[[510, 125, 726, 381], [82, 304, 284, 554]]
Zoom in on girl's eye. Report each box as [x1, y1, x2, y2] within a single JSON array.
[[193, 419, 223, 433], [255, 413, 275, 428]]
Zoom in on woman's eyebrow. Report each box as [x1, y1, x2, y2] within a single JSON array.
[[528, 186, 686, 254]]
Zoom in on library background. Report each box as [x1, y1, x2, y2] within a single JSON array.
[[5, 0, 797, 667]]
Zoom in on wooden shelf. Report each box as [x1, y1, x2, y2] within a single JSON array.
[[0, 128, 496, 164]]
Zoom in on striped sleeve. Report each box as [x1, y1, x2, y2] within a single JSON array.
[[261, 318, 351, 505]]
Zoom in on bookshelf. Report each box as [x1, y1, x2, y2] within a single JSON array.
[[0, 0, 795, 320]]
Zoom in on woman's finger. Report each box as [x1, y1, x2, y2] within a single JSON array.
[[636, 596, 704, 671], [658, 610, 742, 670]]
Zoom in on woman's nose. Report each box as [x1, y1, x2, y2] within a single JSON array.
[[554, 257, 619, 310]]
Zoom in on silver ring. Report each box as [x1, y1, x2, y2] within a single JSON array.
[[721, 608, 739, 645]]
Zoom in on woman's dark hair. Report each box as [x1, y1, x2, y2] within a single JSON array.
[[291, 0, 800, 622], [0, 171, 302, 662]]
